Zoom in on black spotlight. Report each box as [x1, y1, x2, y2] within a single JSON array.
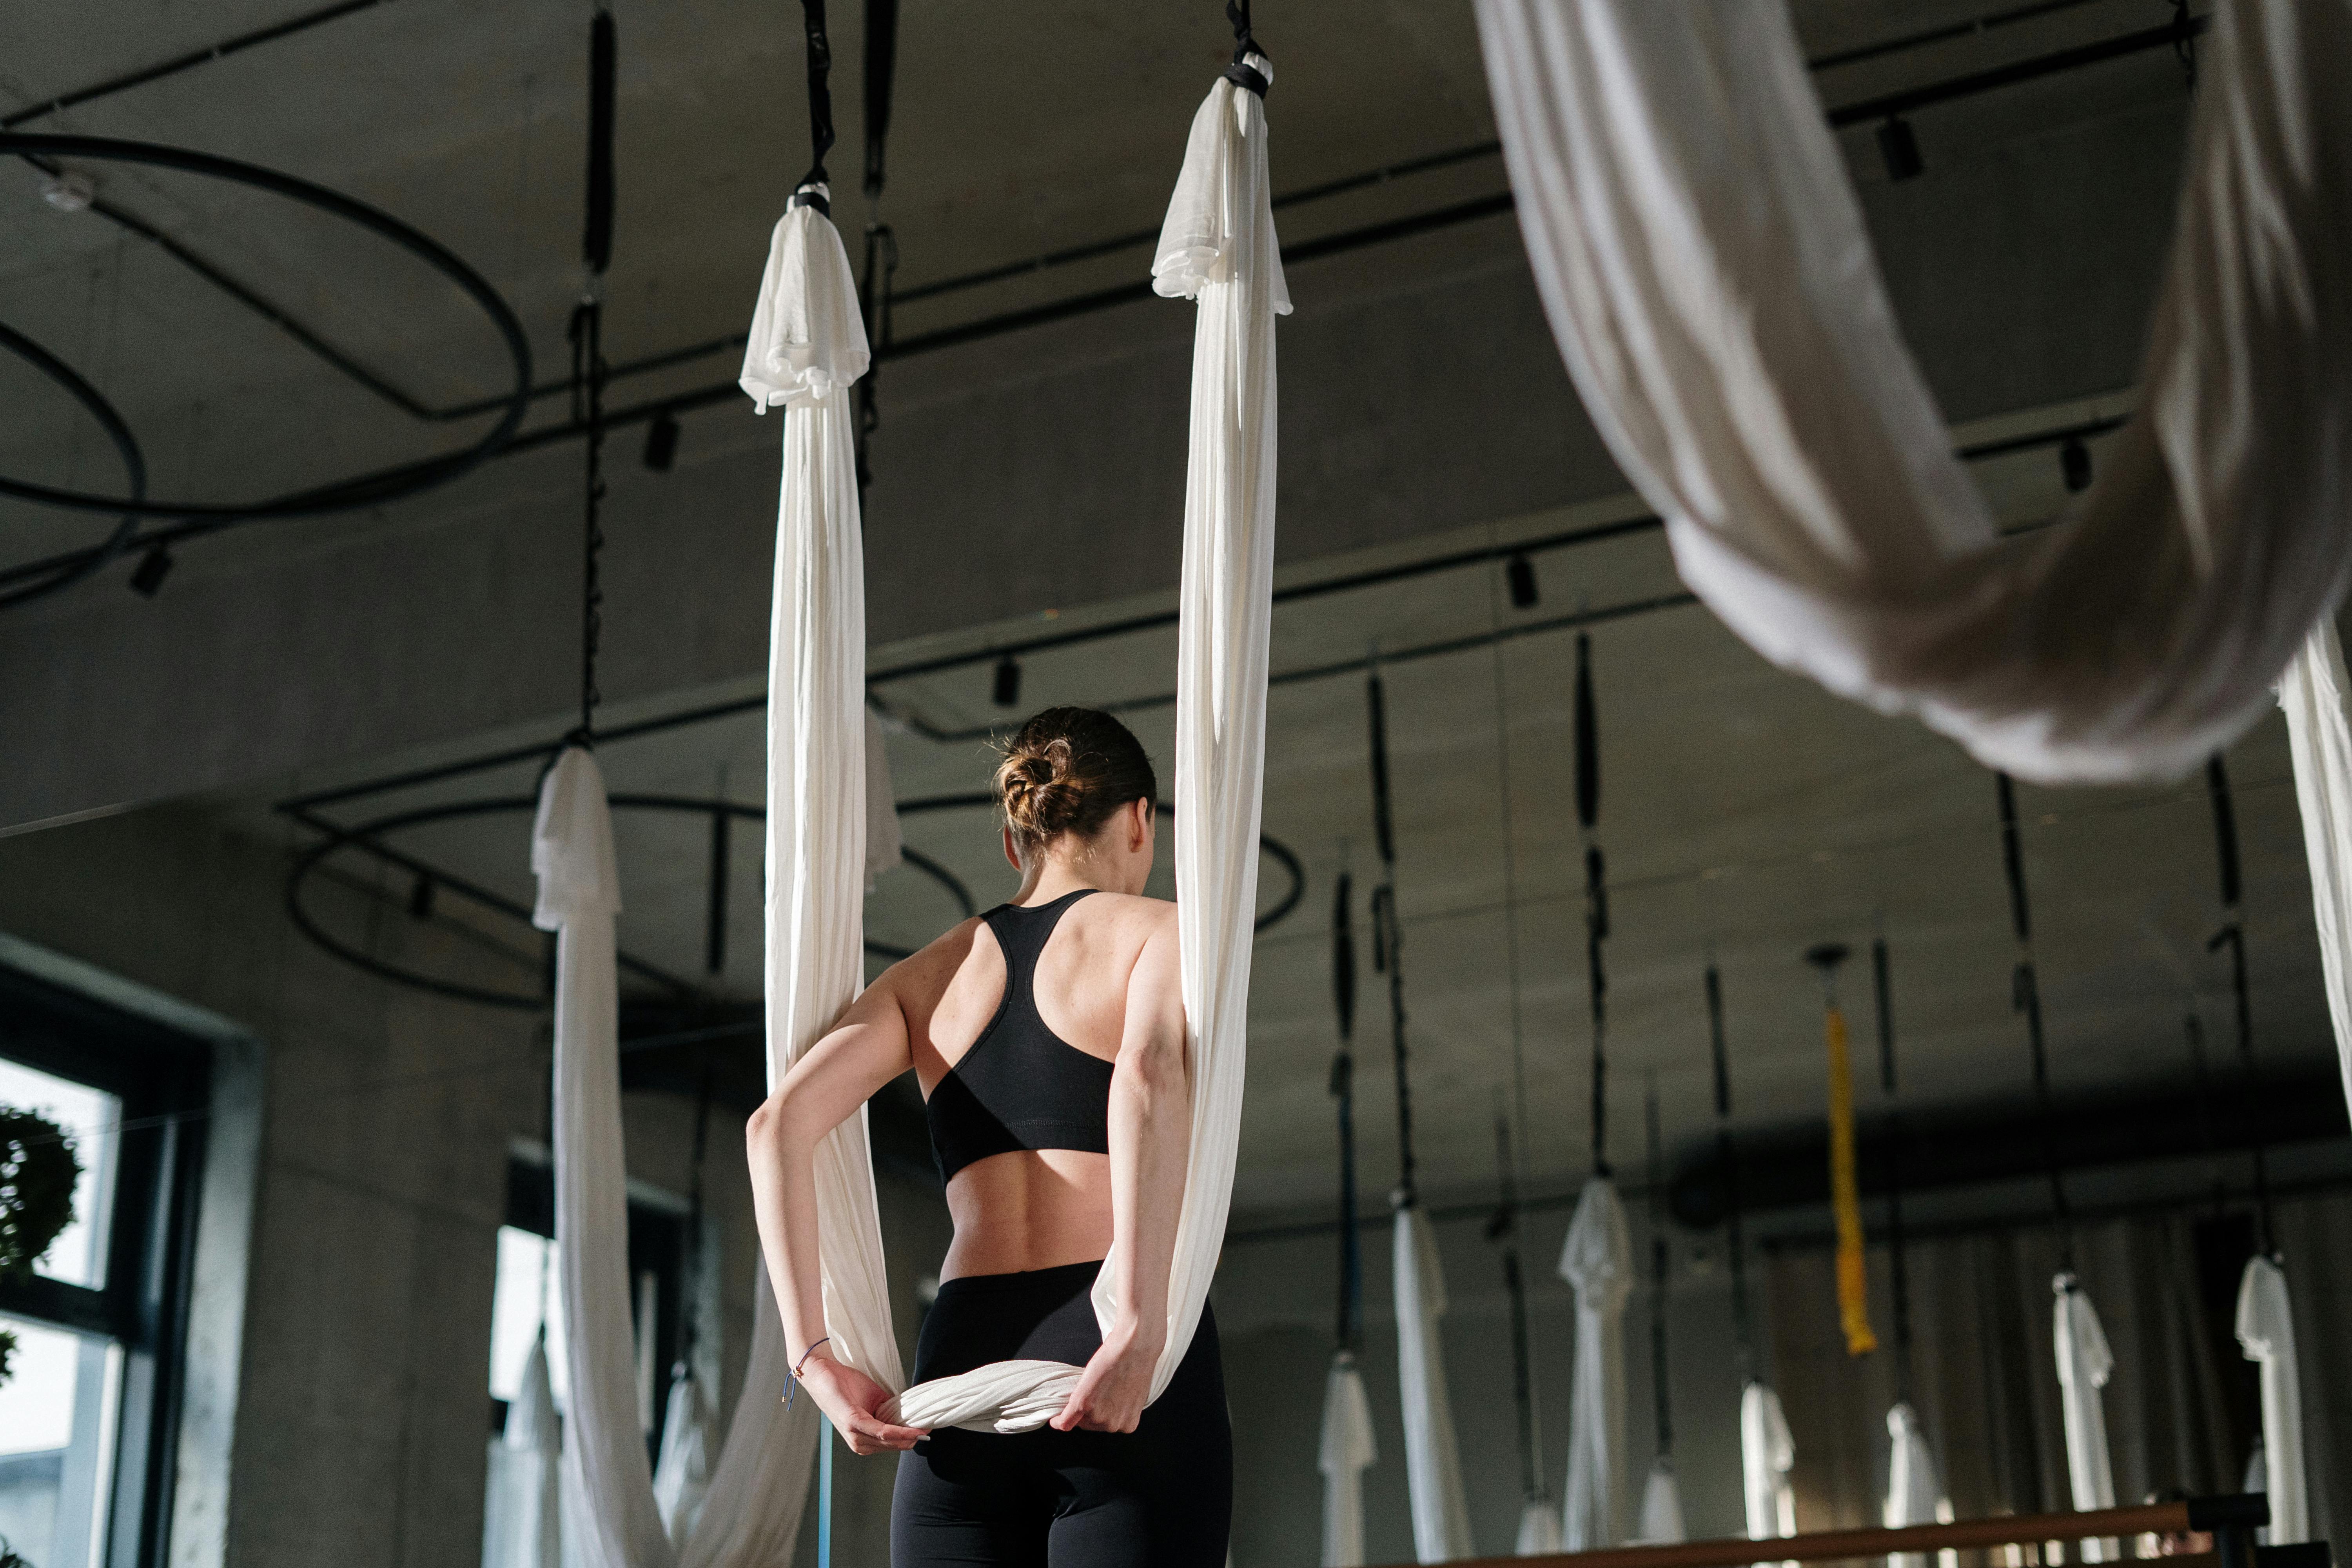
[[1878, 116, 1923, 182], [2060, 436, 2093, 494], [1506, 550, 1539, 610], [642, 409, 681, 473], [129, 543, 173, 597], [992, 653, 1022, 708], [408, 875, 436, 920]]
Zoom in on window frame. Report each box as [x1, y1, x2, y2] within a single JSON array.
[[0, 962, 212, 1568]]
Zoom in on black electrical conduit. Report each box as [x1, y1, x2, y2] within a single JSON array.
[[0, 8, 2198, 579], [1875, 937, 1918, 1405], [0, 132, 533, 520], [268, 405, 2126, 820], [1331, 873, 1364, 1356], [1, 0, 2197, 433], [0, 321, 146, 608], [1995, 772, 2077, 1269], [283, 789, 1303, 1009]]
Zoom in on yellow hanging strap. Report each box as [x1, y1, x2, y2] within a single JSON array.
[[1825, 1002, 1877, 1356]]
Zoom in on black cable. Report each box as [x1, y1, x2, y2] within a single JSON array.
[[1577, 632, 1609, 1175], [584, 10, 616, 275], [854, 0, 900, 496], [1645, 1080, 1672, 1461], [1490, 1113, 1544, 1503], [1367, 668, 1416, 1209], [1995, 773, 2073, 1265], [797, 0, 836, 192], [2205, 755, 2275, 1254], [1331, 872, 1362, 1351], [569, 11, 617, 746], [1875, 937, 1915, 1404], [1708, 966, 1749, 1404]]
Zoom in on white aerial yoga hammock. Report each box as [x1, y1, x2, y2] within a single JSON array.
[[2234, 1255, 2308, 1544], [1320, 1350, 1378, 1568], [1635, 1459, 1685, 1545], [1884, 1402, 1955, 1568], [1740, 1381, 1797, 1565], [1469, 0, 2352, 788], [1559, 1177, 1631, 1551], [1394, 1206, 1475, 1562], [652, 1370, 717, 1548], [2279, 621, 2352, 1117], [2052, 1274, 2118, 1563], [1517, 1499, 1565, 1558], [534, 747, 827, 1568], [740, 53, 1284, 1436], [483, 1334, 562, 1568]]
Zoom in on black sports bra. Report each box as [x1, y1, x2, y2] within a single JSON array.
[[924, 889, 1116, 1183]]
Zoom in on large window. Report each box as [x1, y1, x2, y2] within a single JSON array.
[[0, 967, 209, 1568]]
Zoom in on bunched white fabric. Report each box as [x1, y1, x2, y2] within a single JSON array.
[[2052, 1275, 2118, 1561], [2234, 1256, 2307, 1544], [1559, 1178, 1632, 1550], [533, 745, 828, 1568], [1635, 1459, 1685, 1545], [750, 58, 1285, 1438], [1319, 1350, 1377, 1568], [2279, 622, 2352, 1117], [1393, 1206, 1474, 1562], [483, 1335, 562, 1568], [1884, 1402, 1955, 1568], [1740, 1381, 1797, 1566], [1470, 0, 2352, 787]]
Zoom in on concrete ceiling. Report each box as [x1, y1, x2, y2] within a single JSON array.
[[11, 0, 2329, 1225]]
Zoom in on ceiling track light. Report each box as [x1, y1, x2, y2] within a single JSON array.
[[1506, 550, 1539, 610], [1878, 115, 1924, 182], [642, 408, 680, 473], [2060, 436, 2093, 494], [129, 543, 172, 597], [992, 653, 1022, 708]]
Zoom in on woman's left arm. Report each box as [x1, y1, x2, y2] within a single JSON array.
[[1050, 914, 1191, 1433]]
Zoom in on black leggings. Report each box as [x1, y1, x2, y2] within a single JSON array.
[[890, 1259, 1232, 1568]]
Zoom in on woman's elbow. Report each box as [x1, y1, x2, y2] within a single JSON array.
[[745, 1089, 807, 1163]]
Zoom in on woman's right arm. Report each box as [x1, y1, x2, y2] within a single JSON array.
[[744, 973, 929, 1454]]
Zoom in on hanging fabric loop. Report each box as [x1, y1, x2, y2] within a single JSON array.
[[1807, 943, 1876, 1357]]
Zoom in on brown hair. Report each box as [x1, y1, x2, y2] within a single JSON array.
[[993, 707, 1158, 855]]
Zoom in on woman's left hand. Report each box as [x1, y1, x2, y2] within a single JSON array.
[[1049, 1319, 1165, 1434]]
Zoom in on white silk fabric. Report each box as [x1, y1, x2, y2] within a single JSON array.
[[760, 60, 1281, 1437], [1470, 0, 2352, 786], [1884, 1401, 1956, 1568], [483, 1335, 562, 1568], [1320, 1350, 1378, 1568], [2279, 622, 2352, 1118], [1515, 1499, 1564, 1558], [1635, 1458, 1685, 1545], [1392, 1205, 1474, 1562], [1740, 1381, 1797, 1564], [1559, 1178, 1632, 1550], [2235, 1256, 2308, 1544], [533, 747, 827, 1568], [2053, 1275, 2118, 1561]]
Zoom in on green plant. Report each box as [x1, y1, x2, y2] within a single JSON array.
[[0, 1103, 80, 1385]]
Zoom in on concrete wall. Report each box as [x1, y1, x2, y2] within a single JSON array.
[[0, 798, 952, 1568], [0, 89, 2188, 831]]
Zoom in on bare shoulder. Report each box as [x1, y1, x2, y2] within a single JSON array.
[[1083, 891, 1176, 941], [871, 915, 985, 1007]]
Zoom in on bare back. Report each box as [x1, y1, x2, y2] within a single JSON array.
[[880, 889, 1176, 1280]]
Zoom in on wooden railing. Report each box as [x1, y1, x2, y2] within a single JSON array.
[[1409, 1496, 2321, 1568]]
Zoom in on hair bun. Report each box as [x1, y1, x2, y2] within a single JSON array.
[[992, 709, 1158, 858]]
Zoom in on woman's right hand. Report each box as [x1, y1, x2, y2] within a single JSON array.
[[795, 1353, 928, 1454]]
